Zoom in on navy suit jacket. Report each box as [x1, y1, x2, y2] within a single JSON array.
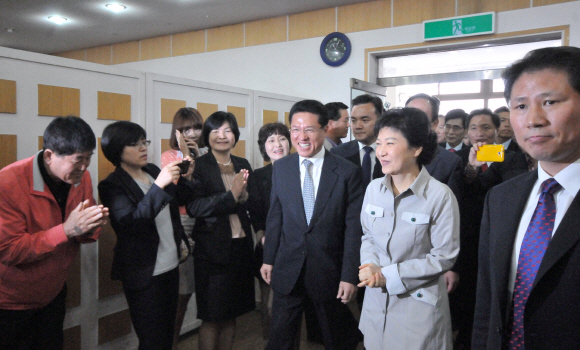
[[330, 140, 382, 180], [473, 170, 580, 349], [425, 146, 463, 204], [263, 150, 364, 299]]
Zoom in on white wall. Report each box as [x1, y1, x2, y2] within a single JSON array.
[[115, 2, 580, 106]]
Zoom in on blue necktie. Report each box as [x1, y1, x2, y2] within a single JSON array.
[[362, 146, 373, 188], [302, 159, 314, 225], [508, 178, 561, 349]]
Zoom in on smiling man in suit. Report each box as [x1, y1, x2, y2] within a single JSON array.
[[261, 99, 364, 350], [473, 46, 580, 349]]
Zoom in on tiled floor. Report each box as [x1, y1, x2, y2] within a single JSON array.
[[177, 310, 363, 350]]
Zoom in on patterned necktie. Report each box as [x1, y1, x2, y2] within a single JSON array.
[[362, 146, 373, 188], [302, 159, 315, 225], [508, 178, 561, 349]]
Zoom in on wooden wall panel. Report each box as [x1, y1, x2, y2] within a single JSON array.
[[0, 79, 17, 114], [38, 136, 43, 151], [63, 325, 81, 350], [38, 84, 80, 117], [197, 102, 218, 120], [161, 139, 171, 154], [172, 30, 206, 56], [98, 91, 131, 121], [263, 110, 279, 125], [141, 35, 171, 61], [231, 140, 246, 158], [0, 135, 17, 170], [245, 16, 287, 47], [285, 112, 290, 127], [161, 98, 186, 123], [57, 50, 86, 61], [112, 41, 140, 65], [393, 0, 455, 27], [98, 309, 133, 345], [207, 24, 244, 52], [338, 0, 391, 33], [289, 8, 335, 41], [65, 254, 81, 308], [86, 45, 112, 65], [534, 0, 577, 6], [227, 106, 246, 127], [457, 0, 529, 15]]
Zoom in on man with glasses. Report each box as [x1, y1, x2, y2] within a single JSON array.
[[261, 100, 364, 350], [0, 116, 108, 350], [441, 109, 468, 152]]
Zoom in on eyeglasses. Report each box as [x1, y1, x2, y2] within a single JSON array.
[[290, 127, 322, 136], [444, 125, 464, 131], [129, 140, 151, 148]]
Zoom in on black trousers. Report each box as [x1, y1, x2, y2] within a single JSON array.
[[266, 269, 362, 350], [0, 285, 67, 350], [124, 268, 179, 350]]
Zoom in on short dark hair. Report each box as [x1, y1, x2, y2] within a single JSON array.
[[352, 94, 384, 118], [101, 121, 146, 167], [325, 102, 349, 121], [43, 116, 96, 156], [374, 108, 438, 166], [444, 109, 468, 129], [502, 46, 580, 102], [257, 122, 291, 162], [405, 93, 440, 122], [202, 111, 240, 149], [169, 107, 205, 149], [493, 106, 509, 114], [288, 100, 329, 127], [466, 108, 500, 129]]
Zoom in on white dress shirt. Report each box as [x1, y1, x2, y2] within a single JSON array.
[[446, 142, 463, 152], [299, 147, 325, 200], [358, 141, 377, 173], [508, 158, 580, 296]]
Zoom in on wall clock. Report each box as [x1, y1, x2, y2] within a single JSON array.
[[320, 32, 351, 67]]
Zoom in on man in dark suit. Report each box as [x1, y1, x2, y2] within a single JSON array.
[[331, 94, 383, 187], [440, 109, 468, 152], [473, 46, 580, 349], [261, 99, 364, 350], [494, 106, 521, 153]]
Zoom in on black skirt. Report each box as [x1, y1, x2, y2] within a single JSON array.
[[194, 236, 256, 322]]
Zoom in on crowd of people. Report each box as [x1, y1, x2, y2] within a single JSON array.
[[1, 45, 580, 350]]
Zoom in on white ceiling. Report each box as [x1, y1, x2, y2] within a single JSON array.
[[0, 0, 369, 55]]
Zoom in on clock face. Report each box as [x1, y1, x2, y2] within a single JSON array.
[[320, 32, 351, 67], [324, 37, 346, 62]]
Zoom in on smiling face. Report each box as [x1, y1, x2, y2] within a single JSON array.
[[350, 103, 378, 145], [467, 114, 497, 145], [44, 150, 92, 184], [375, 127, 422, 176], [208, 122, 236, 152], [290, 112, 326, 158], [265, 133, 290, 162], [510, 69, 580, 172]]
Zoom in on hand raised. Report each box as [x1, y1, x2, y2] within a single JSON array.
[[230, 169, 249, 202], [468, 142, 487, 169], [155, 160, 180, 189], [63, 200, 109, 238]]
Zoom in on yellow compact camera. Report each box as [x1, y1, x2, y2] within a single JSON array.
[[476, 144, 505, 163]]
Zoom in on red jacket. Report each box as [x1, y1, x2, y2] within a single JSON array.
[[0, 153, 100, 310]]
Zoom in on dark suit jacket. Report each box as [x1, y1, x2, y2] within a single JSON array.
[[186, 151, 254, 265], [247, 163, 272, 233], [263, 151, 364, 300], [425, 146, 463, 204], [473, 170, 580, 349], [469, 151, 530, 194], [506, 140, 521, 153], [98, 164, 191, 290], [330, 140, 382, 180]]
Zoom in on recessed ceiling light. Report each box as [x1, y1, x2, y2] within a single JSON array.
[[48, 15, 68, 24], [106, 4, 127, 12]]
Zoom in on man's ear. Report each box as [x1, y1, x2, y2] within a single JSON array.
[[43, 149, 54, 165]]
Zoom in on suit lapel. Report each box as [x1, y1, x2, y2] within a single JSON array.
[[115, 166, 145, 203], [286, 154, 308, 226], [309, 152, 338, 228], [534, 189, 580, 288], [205, 151, 227, 192], [491, 171, 537, 317]]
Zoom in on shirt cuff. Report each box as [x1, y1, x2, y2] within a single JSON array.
[[382, 263, 406, 295]]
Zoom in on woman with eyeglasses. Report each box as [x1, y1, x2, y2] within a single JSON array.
[[98, 121, 193, 350], [160, 107, 206, 349], [185, 111, 254, 350]]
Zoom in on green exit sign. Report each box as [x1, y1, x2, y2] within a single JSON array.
[[424, 12, 495, 41]]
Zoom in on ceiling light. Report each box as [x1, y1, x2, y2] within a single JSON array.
[[48, 16, 68, 24], [106, 4, 127, 12]]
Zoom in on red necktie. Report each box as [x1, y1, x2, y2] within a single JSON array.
[[481, 163, 488, 172], [449, 148, 456, 153]]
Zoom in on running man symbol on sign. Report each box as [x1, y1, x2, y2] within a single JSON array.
[[452, 19, 463, 35]]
